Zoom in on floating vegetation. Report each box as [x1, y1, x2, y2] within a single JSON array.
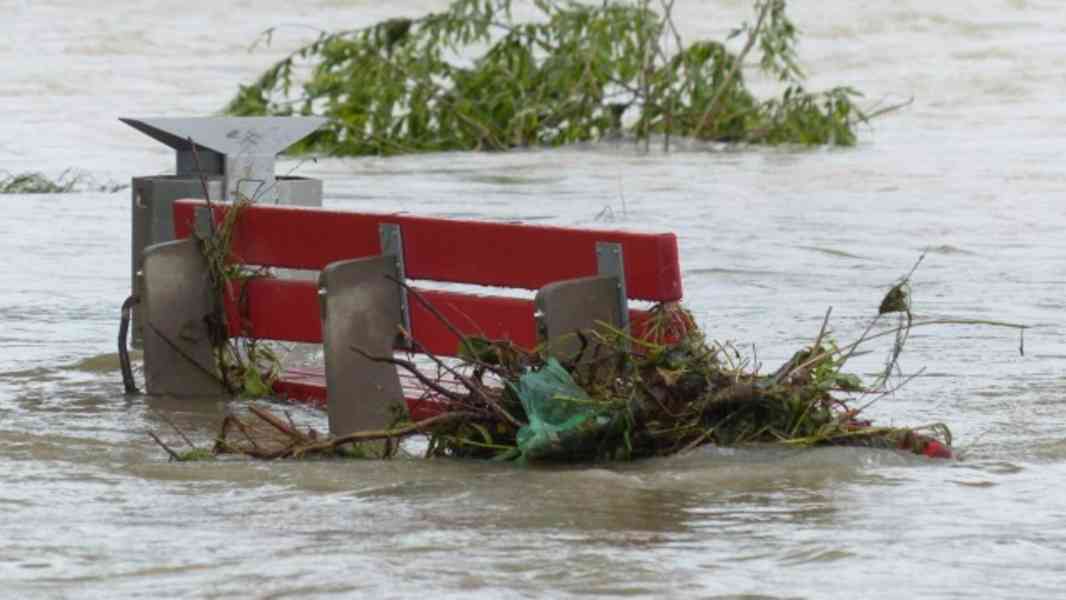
[[0, 169, 127, 194], [209, 305, 952, 464], [147, 414, 217, 462], [227, 0, 888, 156]]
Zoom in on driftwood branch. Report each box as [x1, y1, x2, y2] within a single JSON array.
[[399, 328, 524, 428], [249, 404, 310, 444], [384, 275, 515, 379], [157, 411, 197, 449], [303, 410, 478, 453], [385, 275, 463, 340], [147, 431, 182, 461], [215, 406, 480, 460], [352, 346, 468, 402]]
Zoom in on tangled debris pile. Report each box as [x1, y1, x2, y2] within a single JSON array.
[[194, 275, 1013, 464], [145, 216, 1026, 465]]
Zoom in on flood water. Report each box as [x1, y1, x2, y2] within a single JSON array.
[[3, 1, 1066, 597]]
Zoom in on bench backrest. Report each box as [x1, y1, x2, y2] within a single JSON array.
[[172, 199, 683, 356]]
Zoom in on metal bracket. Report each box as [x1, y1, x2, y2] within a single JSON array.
[[596, 241, 630, 335], [140, 238, 226, 396], [379, 223, 411, 347]]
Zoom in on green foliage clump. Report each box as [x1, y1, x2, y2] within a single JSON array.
[[226, 0, 868, 155], [0, 171, 79, 193], [175, 448, 215, 462], [0, 169, 126, 194]]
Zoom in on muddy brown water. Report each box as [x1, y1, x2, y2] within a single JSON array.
[[3, 1, 1066, 597]]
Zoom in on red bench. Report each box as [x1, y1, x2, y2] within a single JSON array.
[[140, 199, 683, 434]]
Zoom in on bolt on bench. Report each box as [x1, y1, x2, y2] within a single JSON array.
[[140, 199, 683, 435]]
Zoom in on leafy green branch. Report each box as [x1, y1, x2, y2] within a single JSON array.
[[227, 0, 879, 155]]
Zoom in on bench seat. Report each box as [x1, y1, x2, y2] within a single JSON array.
[[272, 367, 454, 422]]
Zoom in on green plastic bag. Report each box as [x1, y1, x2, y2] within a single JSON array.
[[509, 358, 617, 462]]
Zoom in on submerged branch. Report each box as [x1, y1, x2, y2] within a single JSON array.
[[147, 431, 182, 461]]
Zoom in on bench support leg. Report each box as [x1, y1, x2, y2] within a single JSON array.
[[141, 238, 226, 396], [534, 275, 626, 362], [535, 242, 629, 362], [319, 256, 405, 435]]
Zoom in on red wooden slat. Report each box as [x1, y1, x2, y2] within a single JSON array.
[[272, 368, 327, 409], [220, 278, 539, 353], [404, 398, 449, 422], [224, 278, 321, 342], [406, 289, 536, 355], [272, 368, 449, 420], [173, 200, 682, 302], [221, 277, 664, 352]]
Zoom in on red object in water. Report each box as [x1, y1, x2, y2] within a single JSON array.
[[922, 439, 953, 459], [271, 367, 328, 409], [173, 200, 683, 301], [271, 368, 451, 421]]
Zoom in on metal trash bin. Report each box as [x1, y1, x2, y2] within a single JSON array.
[[123, 116, 326, 346]]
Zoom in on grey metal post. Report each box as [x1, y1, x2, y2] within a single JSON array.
[[318, 224, 412, 435]]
